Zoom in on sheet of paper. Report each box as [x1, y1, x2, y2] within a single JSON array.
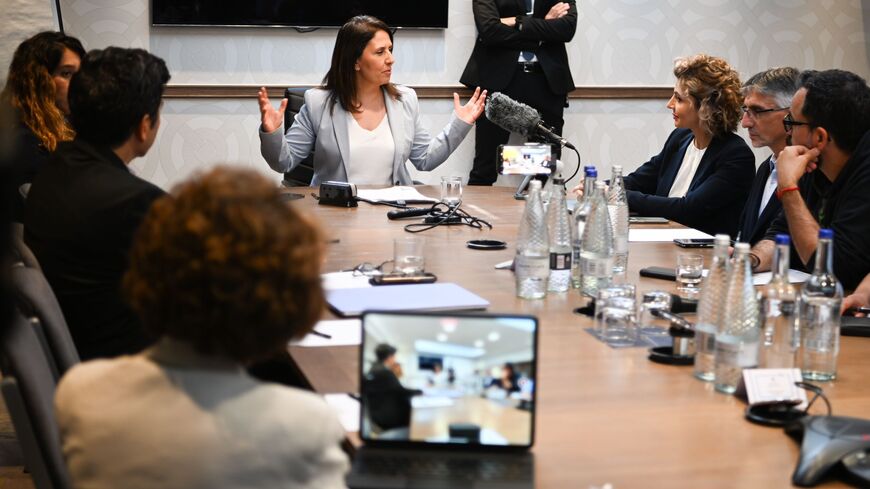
[[752, 269, 812, 286], [628, 228, 714, 242], [323, 394, 360, 432], [357, 186, 437, 203], [321, 271, 373, 291], [290, 319, 361, 347]]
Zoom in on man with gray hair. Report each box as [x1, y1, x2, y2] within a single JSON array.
[[736, 67, 800, 244]]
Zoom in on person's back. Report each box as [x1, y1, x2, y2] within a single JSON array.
[[23, 46, 170, 359], [56, 338, 348, 489], [24, 139, 162, 358]]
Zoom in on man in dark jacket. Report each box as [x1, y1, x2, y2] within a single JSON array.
[[24, 47, 170, 359], [364, 343, 421, 434], [751, 70, 870, 290], [736, 67, 800, 245], [461, 0, 577, 185]]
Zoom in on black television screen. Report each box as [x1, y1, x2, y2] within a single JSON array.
[[418, 355, 443, 371], [152, 0, 449, 29]]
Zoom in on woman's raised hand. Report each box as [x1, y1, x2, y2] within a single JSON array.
[[454, 87, 487, 125], [258, 86, 287, 134]]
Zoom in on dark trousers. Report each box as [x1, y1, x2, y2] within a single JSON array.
[[469, 65, 568, 186]]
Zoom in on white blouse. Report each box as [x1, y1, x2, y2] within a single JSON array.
[[346, 113, 395, 186], [668, 139, 708, 198]]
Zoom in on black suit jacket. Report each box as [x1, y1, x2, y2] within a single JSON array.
[[623, 128, 755, 237], [23, 138, 165, 360], [460, 0, 577, 94], [364, 363, 421, 431], [736, 156, 782, 245]]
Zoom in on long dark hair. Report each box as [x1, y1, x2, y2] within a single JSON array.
[[0, 31, 85, 151], [321, 15, 400, 113]]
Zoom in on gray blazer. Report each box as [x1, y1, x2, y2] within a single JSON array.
[[259, 85, 472, 186]]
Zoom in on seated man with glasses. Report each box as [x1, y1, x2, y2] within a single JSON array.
[[736, 67, 800, 245], [749, 69, 870, 290]]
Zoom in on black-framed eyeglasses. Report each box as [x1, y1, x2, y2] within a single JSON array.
[[783, 112, 811, 132], [741, 106, 789, 119]]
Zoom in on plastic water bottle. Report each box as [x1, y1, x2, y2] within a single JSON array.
[[571, 166, 596, 289], [579, 181, 614, 297], [607, 165, 629, 275], [547, 180, 572, 292], [759, 234, 799, 369], [692, 234, 731, 382], [714, 243, 761, 394], [515, 180, 549, 299], [799, 229, 843, 381]]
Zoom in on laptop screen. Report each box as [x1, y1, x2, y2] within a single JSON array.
[[360, 311, 537, 448]]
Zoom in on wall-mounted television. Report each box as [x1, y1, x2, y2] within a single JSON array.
[[152, 0, 449, 29]]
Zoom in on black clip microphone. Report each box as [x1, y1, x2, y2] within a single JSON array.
[[387, 208, 432, 220], [485, 92, 576, 150]]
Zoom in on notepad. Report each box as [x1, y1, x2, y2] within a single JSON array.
[[326, 282, 490, 317]]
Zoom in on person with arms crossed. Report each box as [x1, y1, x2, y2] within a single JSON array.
[[461, 0, 576, 186], [55, 167, 349, 489], [259, 15, 486, 186], [735, 67, 800, 245], [750, 70, 870, 290], [24, 47, 169, 360]]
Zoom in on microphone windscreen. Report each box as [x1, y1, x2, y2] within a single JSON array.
[[485, 92, 541, 136]]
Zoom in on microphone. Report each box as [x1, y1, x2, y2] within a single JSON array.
[[387, 208, 432, 220], [485, 92, 576, 150]]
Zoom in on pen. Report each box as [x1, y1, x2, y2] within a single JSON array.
[[311, 329, 332, 339]]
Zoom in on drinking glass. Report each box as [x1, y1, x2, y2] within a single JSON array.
[[600, 296, 638, 347], [393, 236, 425, 275], [676, 254, 704, 294], [440, 176, 463, 206], [639, 290, 673, 336]]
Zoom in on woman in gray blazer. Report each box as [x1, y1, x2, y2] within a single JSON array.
[[258, 15, 486, 186]]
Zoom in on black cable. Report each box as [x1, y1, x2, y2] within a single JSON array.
[[563, 145, 582, 183], [55, 0, 64, 32], [354, 197, 411, 209], [402, 202, 492, 233]]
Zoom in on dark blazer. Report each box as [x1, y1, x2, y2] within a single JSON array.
[[623, 128, 755, 237], [736, 156, 782, 245], [23, 138, 165, 360], [460, 0, 577, 94], [363, 363, 420, 431], [8, 121, 50, 221]]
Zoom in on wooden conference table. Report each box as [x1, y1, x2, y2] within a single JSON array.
[[286, 185, 870, 488]]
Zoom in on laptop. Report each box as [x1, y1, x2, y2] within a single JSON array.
[[347, 311, 537, 489]]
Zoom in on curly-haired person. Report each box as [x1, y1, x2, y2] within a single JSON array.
[[0, 31, 85, 218], [576, 54, 755, 237], [54, 167, 350, 489]]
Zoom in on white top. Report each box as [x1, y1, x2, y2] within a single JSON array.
[[759, 155, 778, 216], [346, 113, 395, 186], [668, 139, 708, 197], [55, 338, 349, 489]]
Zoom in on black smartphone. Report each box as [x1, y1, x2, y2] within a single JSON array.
[[369, 273, 437, 286], [674, 238, 715, 248], [639, 266, 677, 281]]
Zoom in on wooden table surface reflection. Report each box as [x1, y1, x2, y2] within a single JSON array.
[[286, 186, 870, 488]]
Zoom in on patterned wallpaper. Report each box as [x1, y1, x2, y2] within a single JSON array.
[[5, 0, 870, 189]]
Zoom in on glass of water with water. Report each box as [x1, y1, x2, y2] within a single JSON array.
[[440, 176, 463, 207], [393, 236, 425, 275], [676, 254, 704, 294]]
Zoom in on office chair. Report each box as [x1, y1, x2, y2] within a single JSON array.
[[0, 312, 73, 489], [10, 263, 80, 379], [11, 222, 41, 271], [282, 87, 315, 187]]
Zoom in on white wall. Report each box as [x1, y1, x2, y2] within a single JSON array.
[[0, 0, 57, 81], [4, 0, 870, 190]]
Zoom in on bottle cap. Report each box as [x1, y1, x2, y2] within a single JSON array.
[[714, 234, 730, 245], [594, 180, 606, 189], [775, 234, 791, 245], [585, 167, 597, 178], [734, 242, 750, 253], [818, 228, 833, 239], [612, 164, 623, 174]]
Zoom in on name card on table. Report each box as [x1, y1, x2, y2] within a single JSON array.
[[742, 368, 808, 409]]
